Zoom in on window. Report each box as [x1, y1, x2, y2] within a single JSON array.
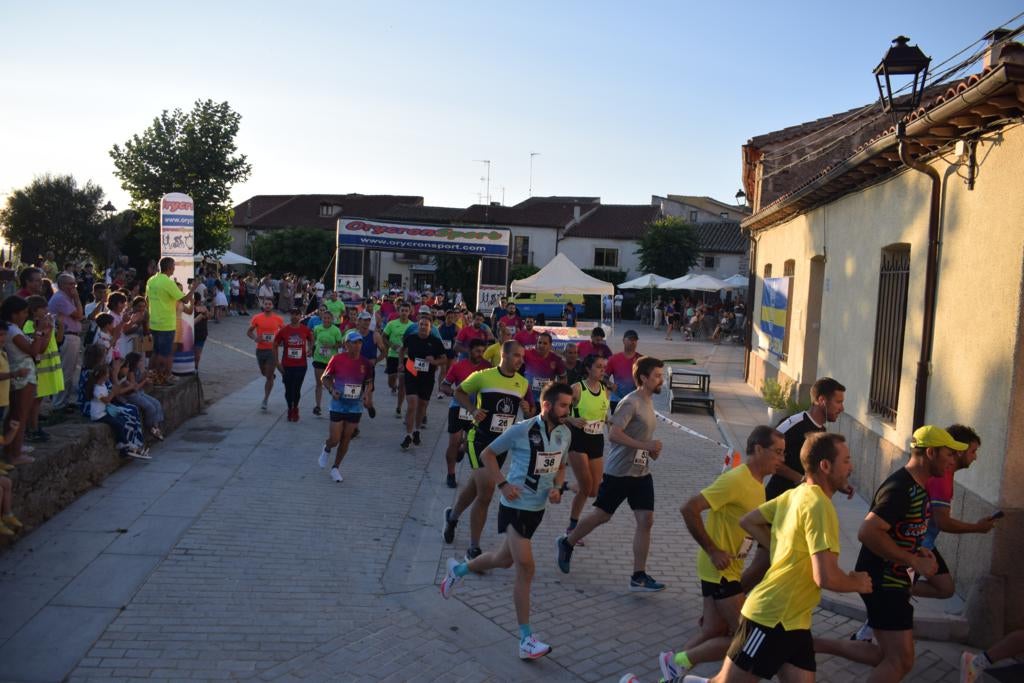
[[594, 247, 619, 268], [720, 211, 729, 219], [703, 255, 716, 269], [781, 260, 796, 358], [512, 235, 530, 265], [688, 210, 698, 222], [763, 263, 772, 278], [319, 203, 336, 217], [869, 245, 911, 422]]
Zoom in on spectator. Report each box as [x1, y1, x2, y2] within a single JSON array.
[[0, 324, 27, 468], [49, 273, 84, 411], [145, 257, 198, 385], [24, 295, 63, 443], [192, 292, 209, 370], [41, 251, 58, 281], [2, 296, 50, 465], [125, 296, 150, 361], [212, 281, 228, 322], [83, 358, 148, 460], [15, 267, 42, 299], [119, 352, 164, 440]]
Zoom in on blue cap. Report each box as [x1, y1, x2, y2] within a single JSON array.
[[343, 330, 363, 343]]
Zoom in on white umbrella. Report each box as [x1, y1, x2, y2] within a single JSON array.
[[680, 274, 729, 292], [658, 273, 696, 289], [619, 273, 669, 289], [197, 250, 254, 266], [722, 274, 749, 288]]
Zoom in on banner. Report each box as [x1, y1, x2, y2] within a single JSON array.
[[336, 274, 363, 297], [160, 192, 195, 374], [338, 217, 510, 257], [477, 284, 506, 315], [760, 277, 789, 359]]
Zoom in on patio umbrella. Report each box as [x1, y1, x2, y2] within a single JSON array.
[[619, 273, 669, 311], [658, 273, 696, 290], [722, 274, 749, 288]]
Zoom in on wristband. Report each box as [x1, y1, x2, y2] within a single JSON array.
[[559, 482, 569, 494], [497, 480, 509, 489]]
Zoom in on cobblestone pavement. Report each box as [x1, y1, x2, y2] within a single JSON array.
[[3, 322, 966, 682]]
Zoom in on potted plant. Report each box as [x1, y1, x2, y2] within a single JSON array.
[[761, 377, 795, 425]]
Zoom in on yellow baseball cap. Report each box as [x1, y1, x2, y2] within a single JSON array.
[[911, 425, 968, 451]]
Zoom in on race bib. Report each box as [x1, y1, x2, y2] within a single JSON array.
[[413, 358, 429, 372], [342, 383, 362, 399], [441, 339, 452, 350], [532, 450, 562, 476], [260, 332, 274, 343], [317, 345, 330, 357], [490, 413, 514, 433], [458, 407, 474, 422], [531, 376, 547, 392], [737, 537, 754, 559], [633, 449, 649, 467], [286, 347, 302, 359], [583, 420, 604, 435]]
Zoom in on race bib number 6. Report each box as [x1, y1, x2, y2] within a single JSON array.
[[532, 450, 562, 476], [633, 449, 649, 467], [490, 414, 514, 433]]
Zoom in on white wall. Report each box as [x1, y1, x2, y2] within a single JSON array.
[[690, 252, 745, 280], [558, 237, 642, 277], [508, 226, 558, 267]]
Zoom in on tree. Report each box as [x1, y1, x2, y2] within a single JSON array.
[[634, 216, 700, 279], [433, 254, 479, 302], [109, 99, 252, 262], [0, 174, 105, 265], [251, 228, 335, 278]]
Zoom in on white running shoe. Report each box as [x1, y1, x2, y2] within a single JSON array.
[[330, 467, 343, 483], [318, 448, 329, 469], [439, 557, 463, 599], [260, 399, 268, 412], [851, 620, 874, 642], [618, 676, 640, 683], [518, 635, 551, 660], [659, 650, 682, 679]]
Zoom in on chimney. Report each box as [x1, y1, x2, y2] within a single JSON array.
[[983, 28, 1012, 69]]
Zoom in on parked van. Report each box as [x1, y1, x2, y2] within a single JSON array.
[[510, 292, 584, 319]]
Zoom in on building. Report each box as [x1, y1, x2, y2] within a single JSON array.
[[652, 195, 751, 279], [739, 42, 1024, 639]]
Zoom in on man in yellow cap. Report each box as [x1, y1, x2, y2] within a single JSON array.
[[815, 424, 962, 681]]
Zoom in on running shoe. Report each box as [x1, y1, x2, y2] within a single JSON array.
[[292, 407, 300, 422], [565, 527, 585, 547], [412, 430, 421, 446], [367, 406, 376, 419], [260, 399, 268, 411], [850, 621, 874, 642], [394, 407, 402, 418], [442, 507, 458, 543], [446, 474, 457, 489], [439, 557, 463, 599], [960, 651, 981, 683], [618, 676, 639, 683], [330, 467, 343, 483], [518, 635, 551, 660], [659, 650, 682, 680], [150, 427, 165, 441], [400, 435, 412, 450], [629, 572, 666, 592], [318, 447, 329, 469], [464, 546, 482, 563], [422, 414, 428, 426], [556, 535, 574, 574], [312, 406, 322, 416], [436, 393, 446, 400], [0, 522, 13, 537], [126, 449, 152, 461]]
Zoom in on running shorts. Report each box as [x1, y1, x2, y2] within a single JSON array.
[[497, 504, 545, 540], [447, 405, 472, 435], [330, 411, 362, 424], [861, 588, 914, 631], [701, 578, 744, 601], [726, 618, 815, 677], [256, 349, 275, 369], [593, 473, 654, 514], [569, 427, 604, 460], [385, 356, 400, 375], [404, 370, 435, 400]]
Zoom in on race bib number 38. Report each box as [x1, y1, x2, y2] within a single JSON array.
[[532, 450, 562, 476]]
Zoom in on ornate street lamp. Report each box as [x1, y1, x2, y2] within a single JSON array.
[[874, 36, 931, 131], [100, 201, 116, 265], [734, 189, 746, 206]]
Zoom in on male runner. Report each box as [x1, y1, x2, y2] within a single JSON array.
[[436, 309, 460, 396], [606, 329, 641, 414], [556, 356, 667, 592], [440, 338, 491, 488], [483, 324, 514, 367], [656, 425, 784, 680], [323, 289, 346, 321], [381, 302, 415, 416], [440, 381, 573, 661], [576, 326, 613, 360], [317, 329, 375, 482], [247, 298, 285, 411], [814, 425, 960, 682], [513, 316, 539, 350], [272, 308, 313, 421], [522, 332, 566, 413], [454, 311, 493, 356], [356, 310, 383, 366], [677, 432, 870, 683], [399, 315, 446, 450], [497, 301, 523, 332], [310, 309, 342, 416], [563, 342, 586, 385], [443, 340, 530, 561]]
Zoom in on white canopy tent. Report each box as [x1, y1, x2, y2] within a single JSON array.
[[722, 274, 749, 289], [196, 250, 254, 266], [619, 273, 669, 289], [659, 273, 728, 292], [658, 273, 695, 290], [510, 252, 616, 329]]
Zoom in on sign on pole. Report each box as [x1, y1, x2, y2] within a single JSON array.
[[160, 192, 195, 374]]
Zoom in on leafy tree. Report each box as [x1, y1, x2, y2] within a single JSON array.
[[251, 228, 335, 278], [109, 99, 252, 262], [433, 254, 479, 303], [510, 263, 539, 281], [0, 174, 105, 265], [634, 216, 699, 279]]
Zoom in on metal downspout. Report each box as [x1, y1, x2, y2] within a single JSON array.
[[897, 121, 942, 429]]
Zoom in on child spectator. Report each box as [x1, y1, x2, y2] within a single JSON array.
[[2, 296, 50, 465], [94, 313, 116, 365], [213, 281, 228, 322], [83, 361, 149, 460], [24, 295, 64, 443], [119, 352, 164, 440], [0, 325, 29, 474], [192, 292, 209, 370]]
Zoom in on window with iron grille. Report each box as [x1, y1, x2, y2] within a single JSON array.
[[512, 236, 530, 265], [689, 210, 698, 222], [781, 260, 795, 359], [702, 255, 716, 269], [594, 247, 618, 268], [869, 245, 911, 422]]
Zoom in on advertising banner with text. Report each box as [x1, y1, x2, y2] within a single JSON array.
[[337, 217, 510, 257], [759, 277, 789, 358], [160, 192, 195, 374]]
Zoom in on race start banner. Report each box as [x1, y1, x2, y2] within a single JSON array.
[[159, 192, 195, 374], [337, 217, 510, 257], [759, 276, 789, 359]]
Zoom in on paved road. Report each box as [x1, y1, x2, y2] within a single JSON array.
[[0, 322, 967, 682]]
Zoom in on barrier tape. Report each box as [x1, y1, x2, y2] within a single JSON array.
[[654, 410, 741, 472]]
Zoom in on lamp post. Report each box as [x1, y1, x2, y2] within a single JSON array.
[[100, 201, 116, 267], [873, 35, 931, 138], [734, 189, 746, 207]]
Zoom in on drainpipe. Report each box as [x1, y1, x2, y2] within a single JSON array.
[[743, 233, 757, 381], [898, 120, 941, 429]]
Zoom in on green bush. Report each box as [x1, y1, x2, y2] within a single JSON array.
[[761, 378, 794, 409]]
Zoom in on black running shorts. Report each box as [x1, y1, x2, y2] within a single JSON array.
[[861, 588, 914, 631], [568, 427, 604, 460], [330, 411, 362, 424], [727, 618, 815, 677], [701, 578, 744, 601], [593, 473, 654, 514], [497, 504, 545, 540], [447, 405, 472, 435]]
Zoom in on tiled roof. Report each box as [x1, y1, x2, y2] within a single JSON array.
[[458, 202, 587, 228], [232, 194, 423, 229], [665, 195, 751, 217], [691, 222, 747, 253], [513, 196, 600, 208], [379, 205, 464, 223], [563, 204, 661, 239]]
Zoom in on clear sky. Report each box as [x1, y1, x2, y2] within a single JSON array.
[[1, 1, 1019, 212]]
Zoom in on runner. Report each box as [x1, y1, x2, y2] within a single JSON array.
[[310, 310, 342, 417], [606, 329, 641, 415], [436, 309, 459, 397], [323, 289, 346, 321], [440, 381, 573, 661], [513, 316, 539, 350], [564, 353, 609, 538], [656, 425, 784, 680], [317, 330, 375, 483], [272, 308, 313, 421], [442, 340, 530, 562], [399, 314, 446, 450], [381, 302, 415, 416], [440, 338, 491, 489], [576, 326, 613, 360], [454, 311, 493, 357], [497, 301, 523, 332], [556, 356, 668, 592], [247, 298, 285, 411], [522, 332, 566, 414], [813, 425, 960, 681], [562, 342, 586, 385], [483, 324, 514, 367], [673, 432, 870, 683]]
